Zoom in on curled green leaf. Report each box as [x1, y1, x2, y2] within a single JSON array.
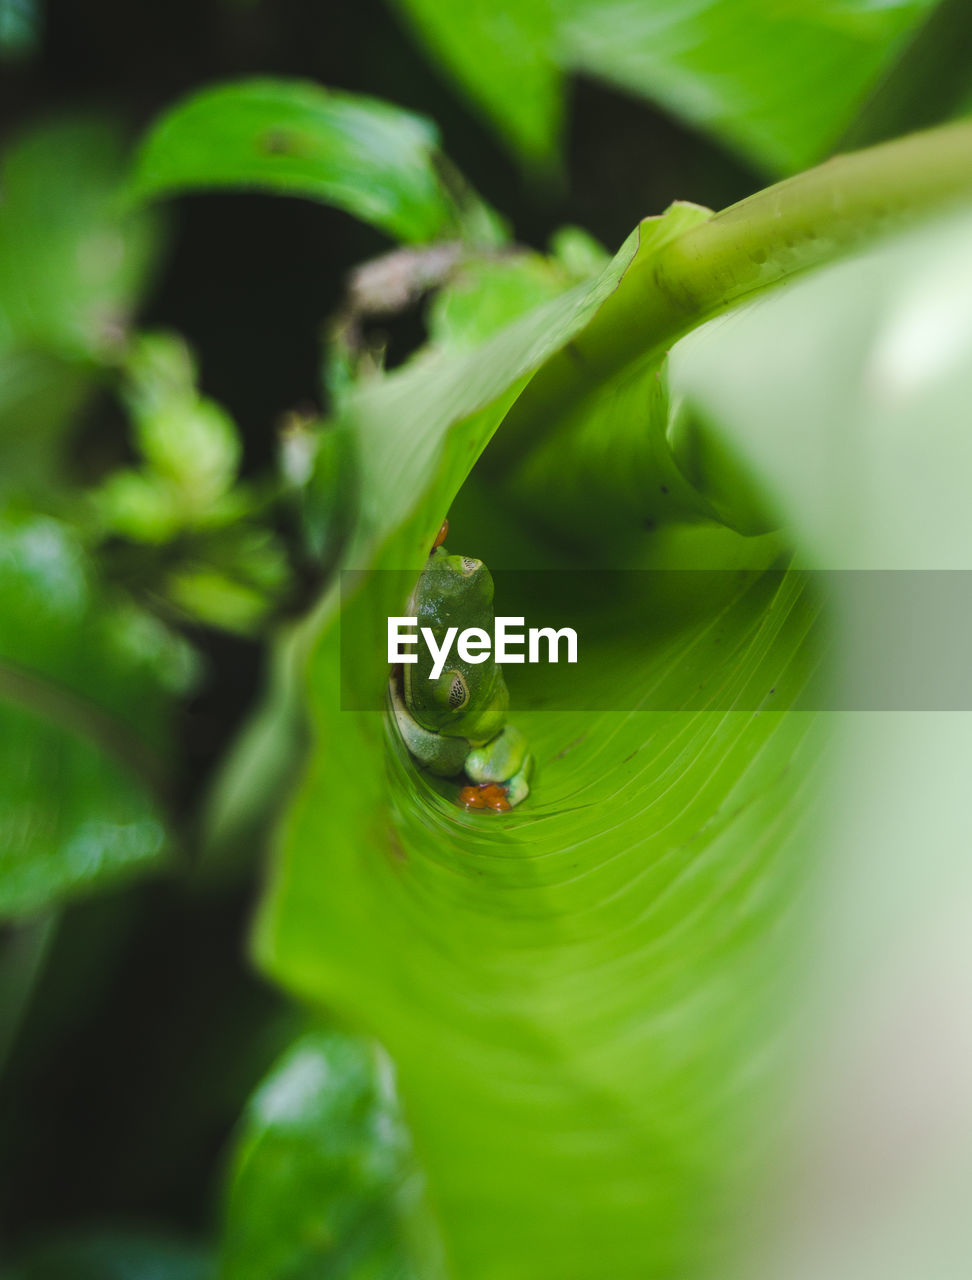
[[131, 78, 504, 246]]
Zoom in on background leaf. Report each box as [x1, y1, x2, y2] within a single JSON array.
[[392, 0, 940, 174], [388, 0, 561, 169], [0, 514, 193, 918], [0, 119, 159, 495], [221, 1030, 427, 1280], [0, 119, 157, 357], [131, 79, 502, 246], [837, 0, 972, 149], [4, 1229, 212, 1280]]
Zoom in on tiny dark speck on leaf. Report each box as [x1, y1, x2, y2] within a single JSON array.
[[262, 129, 294, 155], [554, 734, 587, 760], [660, 484, 669, 495], [769, 687, 776, 695], [622, 751, 638, 763], [641, 516, 656, 532]]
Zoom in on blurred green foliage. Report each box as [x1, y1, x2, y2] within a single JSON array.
[[1, 0, 971, 1277], [93, 332, 291, 633], [0, 0, 40, 60], [4, 1230, 213, 1280], [221, 1031, 423, 1280], [131, 79, 505, 248], [0, 510, 190, 917], [0, 120, 157, 494], [392, 0, 939, 173]]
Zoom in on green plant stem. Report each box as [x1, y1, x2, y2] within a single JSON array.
[[656, 118, 972, 316], [501, 120, 972, 454]]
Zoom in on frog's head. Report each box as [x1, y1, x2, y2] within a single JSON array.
[[410, 547, 494, 627]]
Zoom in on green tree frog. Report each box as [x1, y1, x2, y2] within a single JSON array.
[[389, 535, 532, 810]]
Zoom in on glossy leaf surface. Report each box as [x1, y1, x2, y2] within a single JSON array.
[[221, 1030, 424, 1280], [132, 79, 499, 245]]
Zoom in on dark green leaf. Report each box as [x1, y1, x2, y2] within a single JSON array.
[[131, 79, 502, 246], [393, 0, 939, 174], [838, 0, 972, 149], [0, 513, 194, 917], [0, 119, 160, 494], [0, 119, 158, 359], [93, 332, 291, 635], [221, 1030, 424, 1280], [389, 0, 560, 167]]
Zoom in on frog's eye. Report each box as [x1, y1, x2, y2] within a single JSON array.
[[447, 671, 469, 710], [460, 556, 481, 575]]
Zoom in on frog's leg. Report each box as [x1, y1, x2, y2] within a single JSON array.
[[465, 724, 533, 805], [503, 753, 533, 808], [388, 677, 469, 777]]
